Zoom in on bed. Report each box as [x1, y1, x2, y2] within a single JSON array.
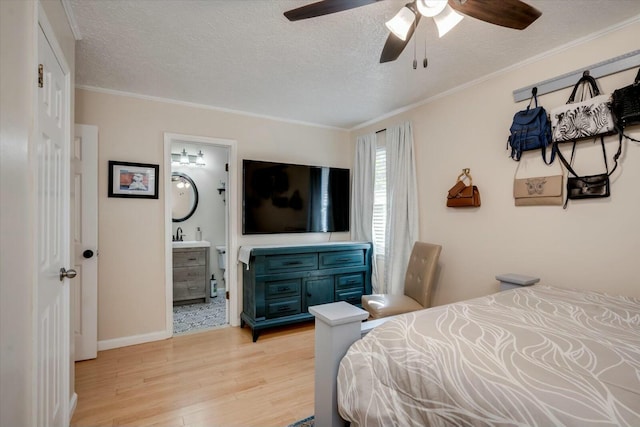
[[334, 285, 640, 426]]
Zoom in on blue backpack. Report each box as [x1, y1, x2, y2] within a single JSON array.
[[508, 88, 555, 164]]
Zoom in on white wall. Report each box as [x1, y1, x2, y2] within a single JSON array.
[[353, 21, 640, 304], [75, 88, 352, 343]]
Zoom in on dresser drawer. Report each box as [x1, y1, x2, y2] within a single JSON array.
[[265, 279, 301, 299], [336, 289, 363, 306], [173, 249, 206, 267], [264, 253, 317, 274], [173, 266, 206, 283], [266, 298, 301, 318], [335, 273, 364, 290], [174, 279, 206, 299], [319, 250, 364, 269]]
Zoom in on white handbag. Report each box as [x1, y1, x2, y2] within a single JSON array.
[[550, 72, 615, 142]]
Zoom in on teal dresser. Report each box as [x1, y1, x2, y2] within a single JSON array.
[[241, 242, 373, 341]]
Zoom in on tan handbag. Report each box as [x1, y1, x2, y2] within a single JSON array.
[[447, 169, 481, 208], [513, 160, 563, 206], [514, 176, 563, 206]]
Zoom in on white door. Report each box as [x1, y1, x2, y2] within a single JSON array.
[[36, 24, 71, 427], [72, 124, 98, 361]]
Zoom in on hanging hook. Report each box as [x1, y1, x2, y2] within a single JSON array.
[[457, 168, 472, 182], [527, 86, 538, 109]]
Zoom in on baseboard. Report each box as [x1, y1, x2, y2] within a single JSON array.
[[98, 329, 172, 351]]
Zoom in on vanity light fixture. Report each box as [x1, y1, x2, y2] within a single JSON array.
[[179, 148, 190, 165], [171, 148, 206, 166], [195, 150, 206, 166]]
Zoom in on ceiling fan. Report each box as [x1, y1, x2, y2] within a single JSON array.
[[284, 0, 542, 63]]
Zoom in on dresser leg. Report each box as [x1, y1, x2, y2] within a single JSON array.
[[252, 329, 260, 342]]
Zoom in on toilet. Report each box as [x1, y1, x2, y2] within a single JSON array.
[[215, 245, 227, 295]]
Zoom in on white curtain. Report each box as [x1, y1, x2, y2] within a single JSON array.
[[351, 133, 379, 291], [385, 121, 419, 295]]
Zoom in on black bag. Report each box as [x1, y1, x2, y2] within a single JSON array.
[[566, 174, 610, 199], [611, 68, 640, 130], [556, 136, 622, 208], [508, 87, 555, 164]]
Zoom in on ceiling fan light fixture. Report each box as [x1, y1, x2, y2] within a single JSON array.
[[416, 0, 447, 17], [433, 5, 464, 37], [385, 6, 416, 41]]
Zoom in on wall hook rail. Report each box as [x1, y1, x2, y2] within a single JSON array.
[[512, 50, 640, 103]]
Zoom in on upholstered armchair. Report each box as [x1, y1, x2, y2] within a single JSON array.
[[362, 241, 442, 319]]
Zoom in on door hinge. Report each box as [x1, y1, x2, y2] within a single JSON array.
[[38, 64, 43, 88], [225, 163, 229, 172], [225, 291, 229, 299]]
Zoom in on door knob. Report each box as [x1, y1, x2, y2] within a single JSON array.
[[83, 249, 94, 259], [59, 267, 77, 281]]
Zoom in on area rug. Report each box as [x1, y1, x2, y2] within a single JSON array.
[[287, 415, 314, 427], [173, 296, 226, 334]]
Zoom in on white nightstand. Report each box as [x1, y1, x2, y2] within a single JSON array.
[[496, 273, 540, 291]]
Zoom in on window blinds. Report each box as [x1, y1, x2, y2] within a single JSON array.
[[372, 143, 386, 254]]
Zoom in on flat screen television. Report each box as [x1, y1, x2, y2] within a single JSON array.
[[242, 159, 350, 234]]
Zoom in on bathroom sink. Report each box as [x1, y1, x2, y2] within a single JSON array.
[[172, 240, 211, 248]]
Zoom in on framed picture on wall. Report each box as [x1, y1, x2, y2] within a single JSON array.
[[108, 160, 159, 199]]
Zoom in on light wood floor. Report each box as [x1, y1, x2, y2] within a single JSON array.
[[71, 322, 315, 427]]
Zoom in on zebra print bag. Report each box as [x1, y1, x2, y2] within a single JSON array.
[[550, 72, 615, 142]]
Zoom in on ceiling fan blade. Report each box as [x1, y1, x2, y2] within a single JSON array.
[[448, 0, 541, 30], [379, 14, 421, 63], [284, 0, 381, 21]]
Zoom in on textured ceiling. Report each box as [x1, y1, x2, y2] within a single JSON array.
[[70, 0, 640, 130]]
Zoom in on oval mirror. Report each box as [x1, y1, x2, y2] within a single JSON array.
[[171, 172, 199, 222]]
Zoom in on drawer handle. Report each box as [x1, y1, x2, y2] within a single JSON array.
[[336, 258, 352, 262], [283, 261, 303, 266], [346, 279, 358, 284], [277, 306, 290, 312], [277, 286, 291, 292], [188, 258, 198, 261], [306, 292, 312, 297]]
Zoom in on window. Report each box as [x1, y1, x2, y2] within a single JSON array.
[[372, 141, 386, 255]]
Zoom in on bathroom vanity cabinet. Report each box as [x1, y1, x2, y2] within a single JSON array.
[[240, 242, 373, 341], [173, 246, 210, 304]]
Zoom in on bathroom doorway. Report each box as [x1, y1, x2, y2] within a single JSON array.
[[163, 133, 238, 336]]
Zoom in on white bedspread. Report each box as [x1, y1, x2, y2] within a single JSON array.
[[337, 285, 640, 426]]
